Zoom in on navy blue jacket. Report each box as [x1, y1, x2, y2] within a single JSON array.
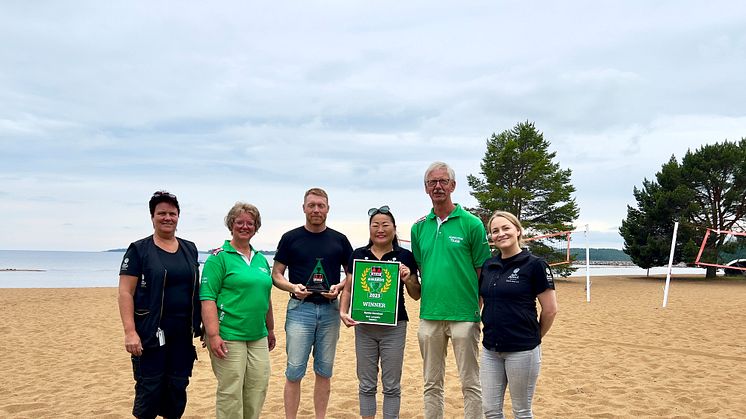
[[479, 249, 554, 352]]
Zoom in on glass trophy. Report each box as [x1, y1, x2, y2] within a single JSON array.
[[305, 258, 330, 293]]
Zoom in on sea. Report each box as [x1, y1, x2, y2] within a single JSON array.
[[0, 249, 712, 289]]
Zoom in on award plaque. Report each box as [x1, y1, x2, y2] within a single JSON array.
[[350, 259, 400, 326], [305, 258, 330, 293]]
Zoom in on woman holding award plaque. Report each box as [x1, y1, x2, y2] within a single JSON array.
[[340, 205, 421, 419]]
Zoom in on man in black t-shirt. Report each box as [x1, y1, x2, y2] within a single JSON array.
[[271, 187, 353, 419]]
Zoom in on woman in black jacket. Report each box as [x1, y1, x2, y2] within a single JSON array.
[[479, 210, 558, 419], [118, 191, 201, 419]]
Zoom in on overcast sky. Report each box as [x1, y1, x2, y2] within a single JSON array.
[[2, 1, 746, 252]]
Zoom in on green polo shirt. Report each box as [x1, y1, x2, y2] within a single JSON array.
[[411, 204, 491, 321], [200, 240, 272, 341]]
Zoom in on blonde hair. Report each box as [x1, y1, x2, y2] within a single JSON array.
[[304, 187, 329, 203], [488, 210, 524, 247], [225, 202, 262, 231]]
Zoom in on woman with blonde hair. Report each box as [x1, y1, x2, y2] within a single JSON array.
[[201, 202, 275, 419], [479, 210, 558, 419]]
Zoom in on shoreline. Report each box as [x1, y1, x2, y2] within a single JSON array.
[[0, 268, 45, 272]]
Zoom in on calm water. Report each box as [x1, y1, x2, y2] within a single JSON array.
[[1, 250, 131, 288], [0, 250, 710, 288], [0, 250, 225, 288]]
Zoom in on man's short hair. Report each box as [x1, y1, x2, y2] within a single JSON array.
[[423, 161, 456, 184], [304, 187, 329, 203]]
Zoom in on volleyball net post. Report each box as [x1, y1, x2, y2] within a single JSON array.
[[662, 221, 679, 308], [584, 224, 591, 302]]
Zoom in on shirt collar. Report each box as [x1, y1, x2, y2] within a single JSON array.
[[427, 203, 462, 221], [221, 240, 254, 254]]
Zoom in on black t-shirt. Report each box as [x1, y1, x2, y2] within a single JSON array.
[[157, 247, 194, 318], [120, 244, 194, 318], [479, 249, 554, 352], [347, 244, 418, 322], [275, 226, 353, 304]]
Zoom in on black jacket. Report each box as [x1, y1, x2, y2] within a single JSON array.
[[479, 249, 554, 352], [126, 235, 202, 348]]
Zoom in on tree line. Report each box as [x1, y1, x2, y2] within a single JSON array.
[[618, 140, 746, 278], [468, 121, 746, 278]]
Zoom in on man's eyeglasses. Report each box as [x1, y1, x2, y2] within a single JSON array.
[[152, 190, 176, 199], [425, 179, 451, 188], [368, 205, 391, 216]]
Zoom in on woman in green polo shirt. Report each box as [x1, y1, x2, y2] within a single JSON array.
[[200, 202, 275, 419]]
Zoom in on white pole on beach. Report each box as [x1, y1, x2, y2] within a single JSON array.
[[662, 221, 679, 308], [585, 224, 591, 302]]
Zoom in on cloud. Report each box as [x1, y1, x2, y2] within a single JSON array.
[[1, 1, 746, 250]]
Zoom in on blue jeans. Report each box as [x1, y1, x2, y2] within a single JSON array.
[[284, 298, 341, 381], [355, 321, 407, 419], [480, 345, 542, 419]]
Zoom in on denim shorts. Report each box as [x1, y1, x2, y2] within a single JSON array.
[[284, 298, 341, 381]]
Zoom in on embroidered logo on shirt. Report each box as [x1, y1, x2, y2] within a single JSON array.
[[259, 267, 269, 274], [506, 268, 520, 283], [448, 235, 464, 244], [121, 258, 129, 270], [545, 266, 555, 286]]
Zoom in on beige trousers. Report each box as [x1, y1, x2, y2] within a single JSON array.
[[418, 320, 482, 419], [209, 339, 270, 419]]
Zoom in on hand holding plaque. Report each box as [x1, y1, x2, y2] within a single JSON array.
[[350, 259, 401, 326]]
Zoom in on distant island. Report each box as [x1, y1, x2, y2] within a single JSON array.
[[569, 248, 631, 262]]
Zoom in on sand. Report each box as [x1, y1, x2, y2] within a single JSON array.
[[1, 275, 745, 418]]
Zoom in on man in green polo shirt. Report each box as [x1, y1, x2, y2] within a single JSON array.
[[411, 161, 491, 419]]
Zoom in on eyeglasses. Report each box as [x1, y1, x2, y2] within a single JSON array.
[[425, 179, 451, 187], [152, 190, 176, 199], [368, 205, 391, 216]]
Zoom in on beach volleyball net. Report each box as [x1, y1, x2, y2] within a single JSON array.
[[694, 228, 746, 274], [523, 230, 573, 266]]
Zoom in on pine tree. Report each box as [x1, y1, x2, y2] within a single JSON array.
[[467, 121, 579, 275], [620, 140, 746, 278], [618, 161, 697, 276]]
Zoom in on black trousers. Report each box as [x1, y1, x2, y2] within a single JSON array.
[[131, 318, 196, 419]]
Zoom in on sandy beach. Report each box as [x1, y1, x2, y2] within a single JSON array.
[[1, 275, 745, 418]]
